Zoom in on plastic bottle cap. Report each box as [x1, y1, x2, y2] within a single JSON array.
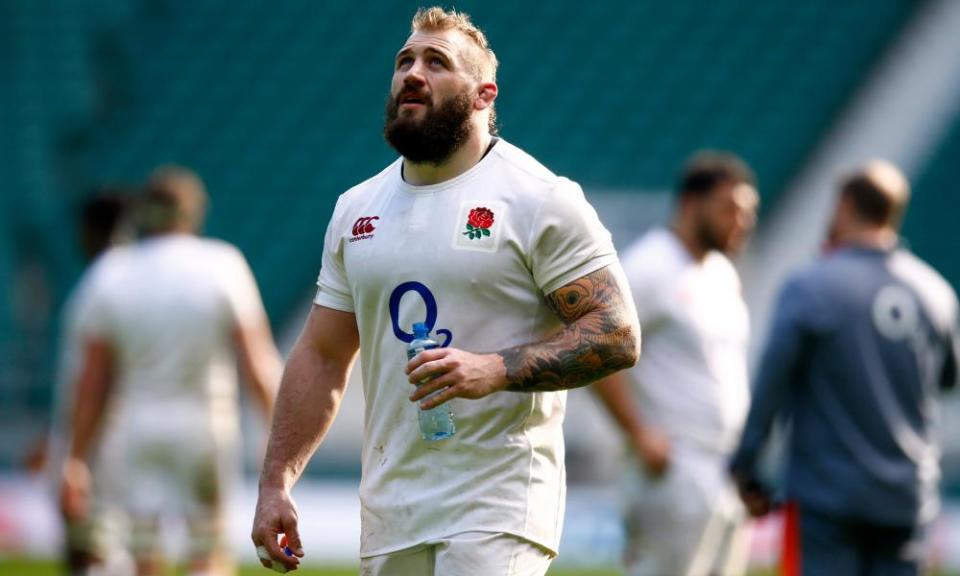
[[412, 322, 429, 338]]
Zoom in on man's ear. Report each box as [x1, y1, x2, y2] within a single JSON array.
[[475, 82, 498, 110]]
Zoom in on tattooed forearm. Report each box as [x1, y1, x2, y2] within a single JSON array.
[[500, 266, 639, 392]]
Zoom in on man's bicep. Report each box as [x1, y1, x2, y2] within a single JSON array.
[[501, 264, 638, 392], [299, 304, 360, 365], [545, 263, 638, 330], [78, 338, 114, 386]]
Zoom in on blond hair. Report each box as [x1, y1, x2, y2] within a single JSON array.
[[139, 164, 208, 235], [839, 160, 911, 229], [411, 7, 498, 83]]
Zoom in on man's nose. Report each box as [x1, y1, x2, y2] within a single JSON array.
[[403, 60, 428, 86]]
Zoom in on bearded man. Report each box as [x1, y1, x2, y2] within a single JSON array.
[[595, 151, 759, 576], [250, 6, 640, 576]]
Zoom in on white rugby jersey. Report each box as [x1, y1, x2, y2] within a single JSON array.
[[77, 235, 268, 442], [314, 139, 619, 556], [619, 228, 750, 454], [47, 260, 105, 491]]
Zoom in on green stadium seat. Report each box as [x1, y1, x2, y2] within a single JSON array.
[[0, 0, 920, 468]]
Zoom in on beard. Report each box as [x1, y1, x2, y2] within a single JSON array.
[[384, 89, 474, 165], [695, 216, 731, 255]]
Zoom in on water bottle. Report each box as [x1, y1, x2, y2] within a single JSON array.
[[406, 322, 456, 441]]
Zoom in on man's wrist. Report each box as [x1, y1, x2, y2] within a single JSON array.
[[62, 457, 91, 484], [629, 424, 655, 447], [259, 465, 294, 493], [486, 353, 510, 393]]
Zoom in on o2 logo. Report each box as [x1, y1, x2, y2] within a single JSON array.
[[872, 285, 919, 341], [389, 281, 453, 346]]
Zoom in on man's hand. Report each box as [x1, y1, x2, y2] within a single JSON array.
[[60, 457, 91, 522], [407, 348, 507, 409], [251, 487, 304, 572], [733, 473, 774, 518], [631, 426, 670, 477]]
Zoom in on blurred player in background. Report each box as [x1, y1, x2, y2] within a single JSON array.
[[45, 189, 132, 576], [595, 152, 759, 576], [62, 166, 281, 576], [730, 161, 960, 576], [251, 6, 639, 576]]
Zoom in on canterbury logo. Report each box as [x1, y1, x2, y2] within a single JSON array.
[[349, 216, 379, 242], [352, 216, 379, 236]]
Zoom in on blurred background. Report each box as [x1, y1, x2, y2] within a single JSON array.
[[2, 0, 960, 573]]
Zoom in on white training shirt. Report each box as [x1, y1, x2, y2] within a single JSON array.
[[314, 139, 619, 557], [620, 228, 750, 455], [77, 235, 268, 443], [46, 257, 107, 492]]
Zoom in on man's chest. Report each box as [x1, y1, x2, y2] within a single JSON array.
[[341, 192, 529, 292], [664, 270, 749, 348]]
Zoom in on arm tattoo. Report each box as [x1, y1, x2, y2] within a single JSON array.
[[500, 266, 639, 392]]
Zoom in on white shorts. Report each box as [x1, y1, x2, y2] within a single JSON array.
[[48, 429, 129, 563], [621, 445, 750, 576], [100, 417, 236, 554], [359, 531, 553, 576]]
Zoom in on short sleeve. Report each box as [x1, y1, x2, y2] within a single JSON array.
[[621, 256, 664, 330], [530, 179, 618, 295], [314, 197, 355, 312], [72, 259, 113, 340], [222, 248, 270, 328]]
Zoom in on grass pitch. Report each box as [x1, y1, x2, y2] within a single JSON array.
[[0, 558, 626, 576]]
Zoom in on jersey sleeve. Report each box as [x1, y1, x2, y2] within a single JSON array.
[[730, 274, 812, 478], [71, 259, 113, 341], [314, 196, 355, 312], [942, 292, 960, 391], [222, 247, 270, 328], [623, 256, 665, 331], [530, 179, 618, 295]]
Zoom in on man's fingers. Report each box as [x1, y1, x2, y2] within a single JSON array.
[[256, 543, 294, 573], [283, 523, 305, 558], [409, 370, 457, 402], [258, 538, 300, 572], [252, 526, 299, 569], [255, 527, 286, 560], [646, 458, 669, 477], [740, 489, 771, 517], [417, 382, 460, 410], [405, 348, 448, 374], [407, 357, 453, 386], [271, 516, 302, 569]]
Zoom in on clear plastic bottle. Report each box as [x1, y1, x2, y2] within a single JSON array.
[[406, 322, 456, 441]]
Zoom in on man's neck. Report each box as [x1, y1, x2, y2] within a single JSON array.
[[670, 220, 708, 262], [403, 129, 493, 186], [141, 227, 195, 240], [836, 226, 898, 252]]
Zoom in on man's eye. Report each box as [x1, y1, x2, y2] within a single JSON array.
[[397, 57, 413, 68], [430, 57, 445, 67]]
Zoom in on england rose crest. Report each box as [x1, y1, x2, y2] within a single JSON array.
[[463, 207, 494, 240]]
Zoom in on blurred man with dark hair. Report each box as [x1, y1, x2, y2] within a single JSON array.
[[43, 189, 132, 576], [731, 161, 959, 576], [595, 151, 759, 576], [62, 165, 281, 576]]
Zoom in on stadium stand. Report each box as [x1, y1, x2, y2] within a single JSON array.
[[903, 119, 960, 298], [1, 0, 921, 468]]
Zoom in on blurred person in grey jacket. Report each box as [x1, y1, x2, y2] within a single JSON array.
[[730, 161, 959, 576]]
